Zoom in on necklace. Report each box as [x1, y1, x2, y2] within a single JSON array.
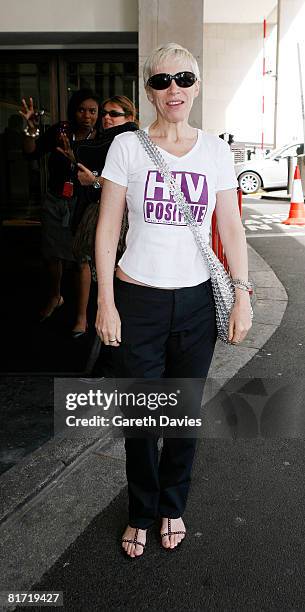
[[73, 128, 95, 142]]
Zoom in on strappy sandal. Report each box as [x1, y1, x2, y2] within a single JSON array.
[[161, 518, 186, 550], [121, 527, 146, 558]]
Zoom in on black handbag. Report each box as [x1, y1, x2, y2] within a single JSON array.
[[72, 123, 138, 266], [72, 201, 100, 262]]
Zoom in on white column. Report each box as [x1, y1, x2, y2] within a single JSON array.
[[138, 0, 204, 128], [275, 0, 305, 146]]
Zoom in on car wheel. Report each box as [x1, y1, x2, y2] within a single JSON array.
[[238, 172, 262, 194]]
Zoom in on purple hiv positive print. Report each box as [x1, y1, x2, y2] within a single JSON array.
[[143, 170, 208, 226]]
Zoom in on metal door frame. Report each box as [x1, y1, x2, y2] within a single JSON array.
[[58, 49, 138, 119]]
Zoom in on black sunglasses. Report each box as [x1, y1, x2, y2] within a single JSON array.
[[101, 109, 126, 118], [147, 71, 197, 90]]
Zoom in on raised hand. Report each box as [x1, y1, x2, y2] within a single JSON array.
[[19, 97, 39, 129]]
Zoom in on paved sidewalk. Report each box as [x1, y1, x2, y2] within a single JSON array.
[[0, 244, 287, 533], [0, 240, 290, 612], [5, 205, 305, 611]]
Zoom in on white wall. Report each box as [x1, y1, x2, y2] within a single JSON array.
[[204, 0, 277, 24], [203, 22, 277, 143], [276, 0, 305, 146], [0, 0, 280, 145], [0, 0, 138, 31], [0, 0, 278, 31]]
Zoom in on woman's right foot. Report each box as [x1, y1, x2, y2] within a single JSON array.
[[121, 525, 147, 558]]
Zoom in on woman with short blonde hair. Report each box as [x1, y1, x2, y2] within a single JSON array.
[[95, 42, 252, 558]]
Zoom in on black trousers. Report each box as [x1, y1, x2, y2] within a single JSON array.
[[111, 277, 217, 529]]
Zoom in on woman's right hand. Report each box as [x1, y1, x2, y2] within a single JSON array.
[[95, 302, 121, 347], [56, 133, 76, 163], [19, 97, 39, 129], [77, 163, 96, 186]]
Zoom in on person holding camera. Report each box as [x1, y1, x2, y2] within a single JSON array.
[[19, 89, 100, 323]]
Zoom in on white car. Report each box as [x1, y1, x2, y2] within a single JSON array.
[[235, 142, 303, 194]]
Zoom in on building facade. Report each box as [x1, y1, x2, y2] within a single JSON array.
[[0, 0, 304, 221]]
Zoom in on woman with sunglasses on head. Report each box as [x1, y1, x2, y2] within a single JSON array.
[[72, 96, 138, 337], [95, 43, 252, 558]]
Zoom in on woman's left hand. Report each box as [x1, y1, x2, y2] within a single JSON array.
[[228, 291, 252, 345], [56, 133, 76, 163]]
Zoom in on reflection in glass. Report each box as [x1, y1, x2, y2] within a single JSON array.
[[0, 55, 137, 223], [66, 61, 137, 108], [0, 62, 50, 221]]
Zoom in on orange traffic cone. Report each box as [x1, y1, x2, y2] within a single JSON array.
[[282, 165, 305, 225]]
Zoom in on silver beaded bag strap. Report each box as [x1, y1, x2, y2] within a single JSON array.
[[135, 128, 249, 344]]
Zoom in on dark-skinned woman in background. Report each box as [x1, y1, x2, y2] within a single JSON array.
[[19, 89, 100, 329]]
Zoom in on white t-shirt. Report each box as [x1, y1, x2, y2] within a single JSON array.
[[102, 128, 238, 288]]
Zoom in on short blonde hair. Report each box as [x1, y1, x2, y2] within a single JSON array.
[[143, 42, 201, 87]]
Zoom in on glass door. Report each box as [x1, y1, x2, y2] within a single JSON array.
[[0, 52, 57, 222], [64, 53, 137, 107], [0, 49, 137, 223]]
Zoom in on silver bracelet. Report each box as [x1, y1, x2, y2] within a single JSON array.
[[24, 126, 40, 138], [232, 278, 253, 292]]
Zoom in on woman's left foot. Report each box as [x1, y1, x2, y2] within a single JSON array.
[[160, 517, 186, 549]]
